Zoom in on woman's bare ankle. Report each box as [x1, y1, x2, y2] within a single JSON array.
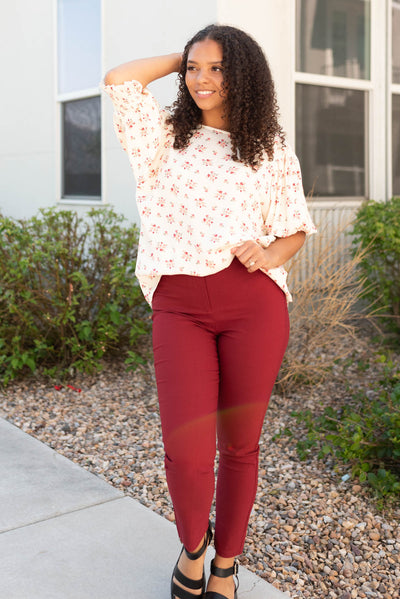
[[213, 554, 235, 568]]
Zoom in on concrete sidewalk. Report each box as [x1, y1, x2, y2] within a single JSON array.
[[0, 417, 290, 599]]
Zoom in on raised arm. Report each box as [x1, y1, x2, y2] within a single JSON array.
[[104, 53, 182, 88]]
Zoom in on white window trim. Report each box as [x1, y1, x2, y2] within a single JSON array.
[[57, 88, 101, 103], [389, 1, 400, 198], [54, 0, 103, 206], [388, 0, 393, 199], [370, 0, 388, 202], [100, 0, 107, 207], [295, 72, 373, 91]]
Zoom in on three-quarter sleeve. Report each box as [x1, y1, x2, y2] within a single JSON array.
[[100, 79, 167, 180], [263, 143, 317, 238]]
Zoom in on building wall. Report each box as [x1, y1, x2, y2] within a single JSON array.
[[0, 0, 56, 219]]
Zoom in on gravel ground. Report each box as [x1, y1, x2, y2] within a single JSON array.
[[1, 335, 399, 599]]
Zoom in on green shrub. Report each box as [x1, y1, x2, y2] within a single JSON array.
[[287, 358, 400, 503], [0, 207, 150, 384], [351, 197, 400, 335]]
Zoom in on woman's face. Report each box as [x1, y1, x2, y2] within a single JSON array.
[[185, 38, 227, 129]]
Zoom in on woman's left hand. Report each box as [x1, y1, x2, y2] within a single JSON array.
[[231, 240, 275, 273], [231, 232, 306, 273]]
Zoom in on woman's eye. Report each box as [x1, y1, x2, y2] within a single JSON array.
[[212, 66, 223, 72], [187, 66, 196, 71]]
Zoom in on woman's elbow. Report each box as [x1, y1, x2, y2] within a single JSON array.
[[297, 230, 306, 246], [104, 69, 120, 86]]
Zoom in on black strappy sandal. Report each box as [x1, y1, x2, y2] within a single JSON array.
[[203, 558, 239, 599], [171, 521, 213, 599]]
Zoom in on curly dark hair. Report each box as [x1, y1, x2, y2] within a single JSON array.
[[166, 24, 285, 169]]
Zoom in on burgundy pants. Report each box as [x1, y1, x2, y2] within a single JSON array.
[[152, 258, 289, 557]]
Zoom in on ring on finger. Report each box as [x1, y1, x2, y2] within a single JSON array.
[[249, 260, 256, 267]]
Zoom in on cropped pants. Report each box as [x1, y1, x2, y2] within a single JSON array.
[[152, 257, 289, 558]]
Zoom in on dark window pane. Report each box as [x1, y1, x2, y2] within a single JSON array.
[[393, 95, 400, 195], [63, 96, 101, 197], [296, 84, 366, 197], [393, 2, 400, 84], [296, 0, 370, 79]]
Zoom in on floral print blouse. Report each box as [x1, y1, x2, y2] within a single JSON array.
[[100, 79, 316, 306]]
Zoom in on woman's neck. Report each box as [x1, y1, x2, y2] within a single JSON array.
[[201, 111, 229, 132]]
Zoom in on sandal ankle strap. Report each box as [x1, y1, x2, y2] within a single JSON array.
[[210, 558, 239, 578], [184, 521, 213, 561]]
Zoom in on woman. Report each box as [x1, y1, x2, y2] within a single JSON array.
[[102, 24, 316, 599]]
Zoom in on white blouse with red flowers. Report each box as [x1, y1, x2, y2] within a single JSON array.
[[100, 78, 316, 306]]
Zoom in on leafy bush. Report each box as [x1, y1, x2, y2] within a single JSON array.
[[351, 196, 400, 335], [0, 207, 150, 384], [288, 358, 400, 502]]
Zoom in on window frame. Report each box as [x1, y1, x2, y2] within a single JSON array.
[[390, 1, 400, 197], [295, 80, 370, 200], [55, 0, 104, 205], [294, 0, 389, 203]]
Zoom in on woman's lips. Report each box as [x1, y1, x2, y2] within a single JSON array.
[[196, 90, 215, 97]]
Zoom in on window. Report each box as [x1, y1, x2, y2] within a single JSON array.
[[296, 85, 366, 197], [393, 96, 400, 195], [393, 1, 400, 195], [295, 0, 370, 199], [297, 0, 370, 79], [63, 97, 101, 196], [57, 0, 101, 200]]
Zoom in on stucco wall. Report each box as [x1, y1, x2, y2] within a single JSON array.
[[0, 0, 56, 219]]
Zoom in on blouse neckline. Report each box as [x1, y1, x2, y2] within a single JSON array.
[[201, 124, 231, 135]]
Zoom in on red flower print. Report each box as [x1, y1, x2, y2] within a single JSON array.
[[210, 233, 222, 244], [216, 190, 227, 201], [194, 197, 206, 208], [179, 204, 188, 216], [142, 206, 152, 217]]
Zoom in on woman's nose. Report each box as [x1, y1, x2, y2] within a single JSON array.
[[196, 69, 209, 83]]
